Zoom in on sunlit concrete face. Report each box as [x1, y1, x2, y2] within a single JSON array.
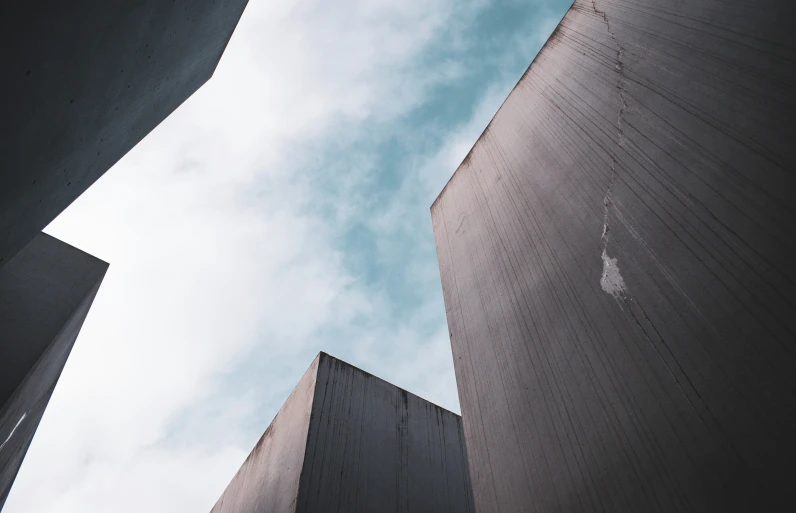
[[211, 353, 475, 513], [0, 0, 249, 268], [0, 234, 108, 509], [431, 0, 796, 511]]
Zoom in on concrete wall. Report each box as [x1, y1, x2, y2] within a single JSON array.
[[296, 353, 474, 513], [210, 356, 319, 513], [431, 0, 796, 511], [0, 234, 108, 509], [0, 0, 249, 267], [211, 353, 475, 513]]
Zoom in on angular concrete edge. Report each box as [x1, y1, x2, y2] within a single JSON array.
[[430, 0, 796, 511], [0, 0, 250, 266], [210, 355, 320, 513], [0, 233, 108, 509], [429, 1, 575, 213], [211, 352, 475, 513]]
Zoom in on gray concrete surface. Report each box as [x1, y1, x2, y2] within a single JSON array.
[[0, 0, 249, 267], [431, 0, 796, 511], [0, 233, 108, 509], [211, 353, 475, 513], [211, 356, 319, 513]]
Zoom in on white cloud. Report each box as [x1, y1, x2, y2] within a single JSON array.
[[4, 0, 564, 511]]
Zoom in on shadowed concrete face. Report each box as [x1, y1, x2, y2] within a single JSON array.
[[431, 0, 796, 511], [0, 233, 108, 509], [211, 353, 475, 513], [0, 0, 249, 267]]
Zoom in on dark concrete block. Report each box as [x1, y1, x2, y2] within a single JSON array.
[[211, 353, 475, 513], [0, 0, 249, 267], [431, 0, 796, 511], [0, 233, 108, 509]]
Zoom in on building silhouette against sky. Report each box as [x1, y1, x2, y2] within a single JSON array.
[[0, 234, 107, 509], [211, 353, 474, 513], [0, 0, 249, 268], [431, 0, 796, 511], [3, 0, 795, 511], [0, 1, 248, 508]]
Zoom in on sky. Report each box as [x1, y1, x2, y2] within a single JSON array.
[[5, 0, 570, 511]]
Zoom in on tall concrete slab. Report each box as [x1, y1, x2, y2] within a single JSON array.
[[0, 0, 249, 267], [211, 353, 475, 513], [0, 233, 108, 509], [431, 0, 796, 511]]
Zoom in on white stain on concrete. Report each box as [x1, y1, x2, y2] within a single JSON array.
[[600, 249, 627, 298], [0, 412, 28, 452]]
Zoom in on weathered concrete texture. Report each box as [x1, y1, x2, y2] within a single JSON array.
[[0, 233, 108, 509], [211, 356, 319, 513], [431, 0, 796, 511], [211, 353, 475, 513], [0, 0, 249, 267]]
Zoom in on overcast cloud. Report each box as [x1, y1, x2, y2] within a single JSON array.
[[4, 1, 569, 511]]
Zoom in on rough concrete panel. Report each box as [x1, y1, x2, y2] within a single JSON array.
[[0, 233, 108, 509], [210, 356, 319, 513], [211, 353, 475, 513], [0, 0, 249, 266], [431, 1, 796, 511], [296, 353, 474, 513]]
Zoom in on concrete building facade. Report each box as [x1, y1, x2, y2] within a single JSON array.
[[0, 234, 108, 508], [211, 353, 475, 513], [431, 0, 796, 511], [0, 0, 248, 267]]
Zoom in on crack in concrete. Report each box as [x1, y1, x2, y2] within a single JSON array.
[[593, 0, 630, 299]]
